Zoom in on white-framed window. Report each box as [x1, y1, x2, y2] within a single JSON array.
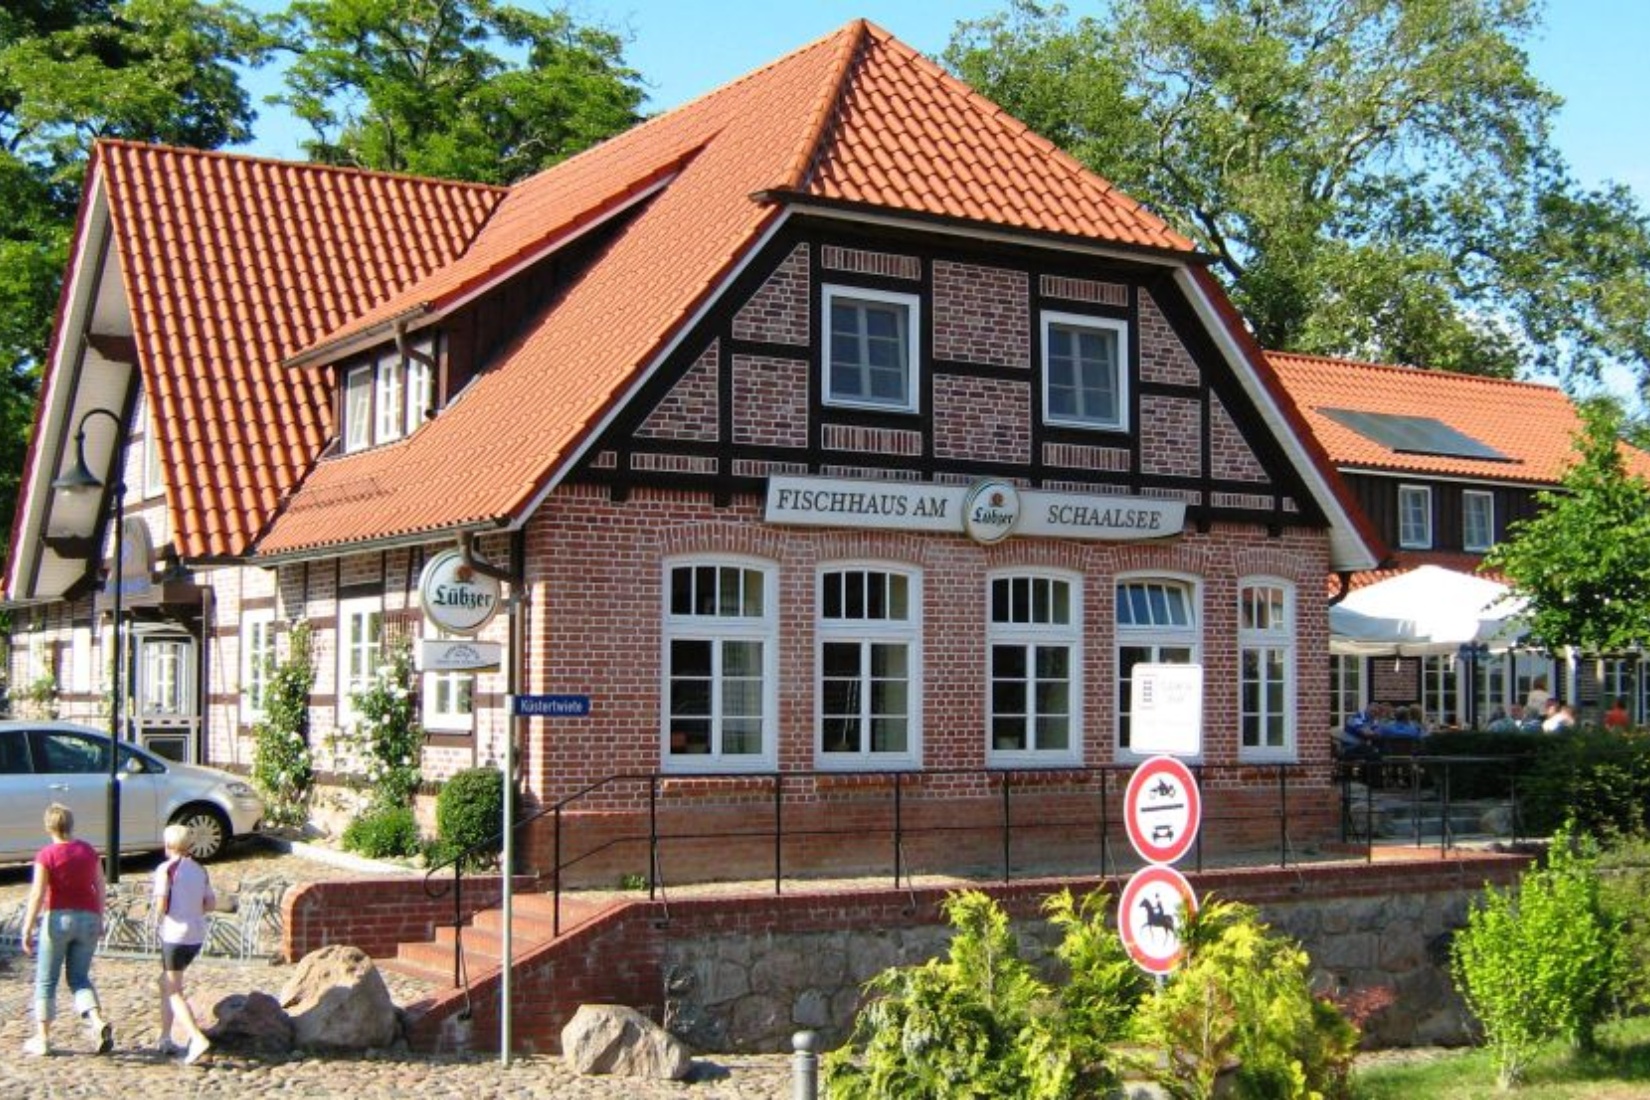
[[1115, 576, 1199, 754], [1422, 655, 1456, 727], [406, 356, 433, 432], [1041, 311, 1128, 431], [337, 596, 383, 729], [818, 565, 921, 766], [1398, 484, 1432, 549], [421, 628, 474, 733], [1239, 579, 1294, 757], [988, 572, 1081, 765], [823, 285, 919, 413], [374, 355, 405, 444], [240, 609, 276, 723], [662, 559, 777, 770], [1462, 489, 1494, 552], [345, 366, 372, 453], [1329, 654, 1362, 732]]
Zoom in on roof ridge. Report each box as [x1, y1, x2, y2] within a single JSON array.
[[1266, 349, 1571, 397], [782, 20, 868, 192], [94, 137, 509, 195]]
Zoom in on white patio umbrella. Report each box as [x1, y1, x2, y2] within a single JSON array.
[[1328, 565, 1526, 657]]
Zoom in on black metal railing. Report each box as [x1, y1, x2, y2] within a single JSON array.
[[1334, 752, 1529, 858]]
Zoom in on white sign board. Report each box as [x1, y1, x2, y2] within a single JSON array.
[[1129, 664, 1203, 756], [418, 549, 502, 635], [417, 639, 503, 673]]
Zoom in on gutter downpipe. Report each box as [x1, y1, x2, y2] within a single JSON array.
[[461, 529, 525, 1065]]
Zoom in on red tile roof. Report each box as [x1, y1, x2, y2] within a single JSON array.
[[257, 20, 1201, 556], [1268, 351, 1650, 484], [98, 141, 502, 558]]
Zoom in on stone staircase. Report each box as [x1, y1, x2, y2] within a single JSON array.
[[1346, 787, 1518, 844], [384, 892, 615, 987]]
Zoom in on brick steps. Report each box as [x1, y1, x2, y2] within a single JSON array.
[[386, 893, 612, 987]]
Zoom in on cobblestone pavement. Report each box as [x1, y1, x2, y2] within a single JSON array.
[[0, 840, 793, 1098]]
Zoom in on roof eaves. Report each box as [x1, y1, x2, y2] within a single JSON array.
[[250, 518, 504, 568], [282, 305, 431, 370], [755, 191, 1218, 266]]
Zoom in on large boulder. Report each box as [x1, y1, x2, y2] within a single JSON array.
[[279, 944, 400, 1051], [206, 991, 296, 1055], [561, 1004, 692, 1080]]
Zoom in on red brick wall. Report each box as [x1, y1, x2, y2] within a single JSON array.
[[1140, 394, 1203, 477], [732, 244, 810, 345], [731, 354, 808, 448], [933, 260, 1029, 367], [1138, 290, 1200, 386], [932, 375, 1032, 463], [284, 875, 535, 961], [639, 341, 719, 441]]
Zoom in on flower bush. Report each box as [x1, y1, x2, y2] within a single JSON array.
[[348, 638, 423, 810], [250, 621, 315, 829]]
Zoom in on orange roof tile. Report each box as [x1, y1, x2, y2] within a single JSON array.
[[257, 21, 1201, 557], [1268, 351, 1650, 485], [98, 141, 503, 558]]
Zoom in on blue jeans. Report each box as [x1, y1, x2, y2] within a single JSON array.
[[34, 909, 102, 1024]]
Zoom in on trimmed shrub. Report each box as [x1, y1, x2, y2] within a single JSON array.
[[1597, 832, 1650, 1015], [1519, 729, 1650, 835], [435, 766, 507, 870], [341, 804, 421, 859]]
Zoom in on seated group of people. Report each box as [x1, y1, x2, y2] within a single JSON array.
[[1334, 702, 1427, 758], [1484, 698, 1576, 733]]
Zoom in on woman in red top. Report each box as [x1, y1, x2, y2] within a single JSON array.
[[19, 803, 114, 1057]]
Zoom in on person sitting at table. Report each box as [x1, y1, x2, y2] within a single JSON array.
[[1541, 700, 1576, 733], [1376, 705, 1426, 739], [1604, 697, 1631, 730], [1484, 706, 1517, 733]]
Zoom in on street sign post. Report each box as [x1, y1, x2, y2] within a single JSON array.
[[1118, 864, 1199, 975], [1123, 755, 1202, 866]]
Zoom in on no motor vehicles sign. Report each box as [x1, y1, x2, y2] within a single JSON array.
[[1123, 755, 1201, 865]]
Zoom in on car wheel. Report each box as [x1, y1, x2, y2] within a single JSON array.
[[171, 806, 230, 861]]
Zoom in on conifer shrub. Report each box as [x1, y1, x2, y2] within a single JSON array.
[[434, 766, 507, 870]]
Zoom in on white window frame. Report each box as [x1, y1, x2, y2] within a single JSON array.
[[1422, 655, 1456, 727], [240, 609, 276, 724], [987, 570, 1082, 766], [1238, 578, 1295, 760], [405, 355, 433, 433], [143, 408, 166, 500], [661, 558, 778, 772], [337, 596, 383, 730], [1398, 484, 1432, 549], [1462, 489, 1494, 552], [822, 284, 920, 413], [1329, 654, 1363, 732], [374, 355, 405, 444], [421, 627, 474, 733], [1115, 574, 1200, 759], [816, 563, 922, 768], [1041, 310, 1129, 431], [345, 365, 372, 453]]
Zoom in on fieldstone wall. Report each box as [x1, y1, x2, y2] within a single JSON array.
[[657, 857, 1525, 1052]]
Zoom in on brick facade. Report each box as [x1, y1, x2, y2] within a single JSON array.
[[732, 244, 810, 345], [731, 354, 808, 448], [932, 375, 1032, 464], [932, 260, 1029, 367], [638, 341, 719, 441]]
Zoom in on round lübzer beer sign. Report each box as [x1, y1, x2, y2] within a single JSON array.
[[419, 549, 502, 636]]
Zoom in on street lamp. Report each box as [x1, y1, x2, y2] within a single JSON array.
[[52, 407, 126, 884]]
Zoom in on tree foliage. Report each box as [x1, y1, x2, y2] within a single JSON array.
[[272, 0, 644, 184], [250, 620, 316, 828], [1482, 400, 1650, 652], [944, 0, 1650, 385]]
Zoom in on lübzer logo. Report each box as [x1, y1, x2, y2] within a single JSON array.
[[963, 480, 1021, 545], [419, 549, 502, 635]]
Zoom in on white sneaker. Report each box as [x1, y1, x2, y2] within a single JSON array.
[[22, 1036, 48, 1057], [183, 1035, 211, 1066]]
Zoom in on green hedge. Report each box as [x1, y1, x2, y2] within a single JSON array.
[[1421, 729, 1650, 834]]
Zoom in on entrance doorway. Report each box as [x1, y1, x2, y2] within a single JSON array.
[[132, 628, 198, 762]]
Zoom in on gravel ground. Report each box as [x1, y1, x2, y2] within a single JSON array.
[[0, 837, 794, 1098]]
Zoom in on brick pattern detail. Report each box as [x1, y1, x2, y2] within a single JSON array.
[[629, 453, 719, 474], [1140, 394, 1202, 476], [1210, 395, 1268, 482], [933, 261, 1028, 368], [732, 354, 808, 448], [1374, 658, 1421, 703], [822, 423, 923, 456], [819, 465, 931, 481], [1138, 290, 1200, 386], [933, 375, 1030, 463], [638, 342, 719, 441], [1213, 491, 1276, 510], [1145, 486, 1203, 504], [821, 244, 920, 281], [1041, 274, 1128, 307], [590, 451, 617, 469], [732, 244, 810, 345], [1042, 442, 1131, 472], [733, 458, 810, 478], [1042, 479, 1131, 496]]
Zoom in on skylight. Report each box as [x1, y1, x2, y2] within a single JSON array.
[[1318, 408, 1512, 462]]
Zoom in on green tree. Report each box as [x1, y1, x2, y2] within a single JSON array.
[[0, 0, 269, 557], [272, 0, 644, 185], [1482, 400, 1650, 652], [944, 0, 1650, 384]]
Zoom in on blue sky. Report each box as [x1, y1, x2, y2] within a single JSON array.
[[236, 0, 1650, 208]]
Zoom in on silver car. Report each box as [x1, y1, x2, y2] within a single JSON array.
[[0, 720, 264, 862]]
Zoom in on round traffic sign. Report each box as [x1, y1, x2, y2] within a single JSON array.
[[1124, 755, 1201, 865], [1118, 864, 1199, 975]]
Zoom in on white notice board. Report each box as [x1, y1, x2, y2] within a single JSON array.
[[1129, 664, 1203, 756]]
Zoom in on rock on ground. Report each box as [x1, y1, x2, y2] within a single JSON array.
[[562, 1004, 692, 1080], [280, 944, 400, 1051]]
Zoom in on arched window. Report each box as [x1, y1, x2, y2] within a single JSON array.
[[1116, 577, 1199, 754], [988, 571, 1081, 764], [662, 559, 777, 770]]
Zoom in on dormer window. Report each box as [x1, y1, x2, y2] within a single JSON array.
[[342, 338, 438, 453], [823, 285, 919, 413]]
